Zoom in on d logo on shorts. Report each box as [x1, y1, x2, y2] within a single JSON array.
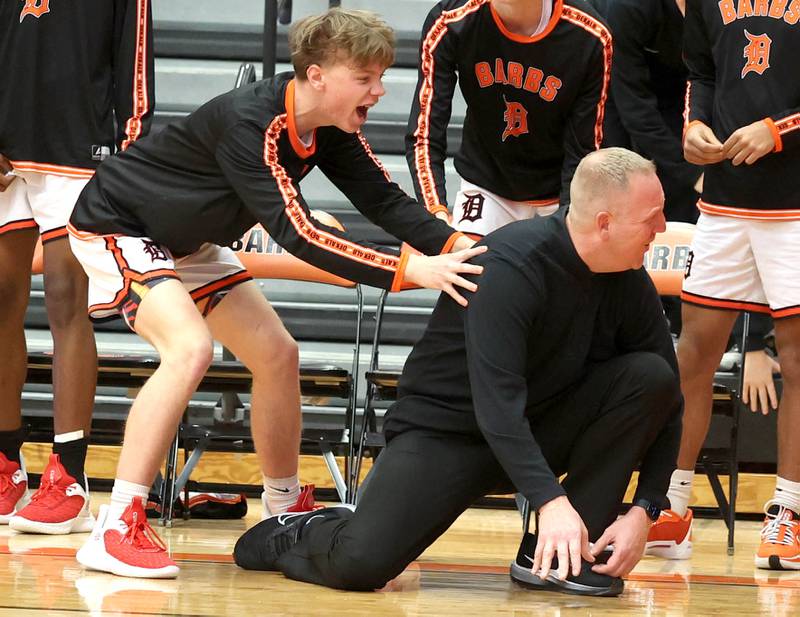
[[741, 30, 772, 79], [501, 96, 529, 142], [19, 0, 50, 23], [459, 194, 485, 223]]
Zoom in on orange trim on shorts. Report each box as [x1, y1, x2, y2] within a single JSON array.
[[771, 305, 800, 320], [680, 291, 771, 314], [40, 227, 68, 244], [189, 270, 252, 302], [9, 161, 95, 179], [697, 200, 800, 220], [764, 118, 782, 153], [0, 218, 37, 235]]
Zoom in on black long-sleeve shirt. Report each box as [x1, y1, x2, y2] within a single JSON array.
[[0, 0, 154, 175], [384, 209, 681, 509], [684, 0, 800, 217], [594, 0, 701, 221], [406, 0, 612, 211], [70, 73, 461, 290]]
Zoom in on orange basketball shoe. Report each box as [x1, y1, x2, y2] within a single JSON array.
[[0, 452, 29, 524], [77, 497, 179, 578], [10, 453, 94, 534], [645, 508, 693, 559], [755, 502, 800, 570]]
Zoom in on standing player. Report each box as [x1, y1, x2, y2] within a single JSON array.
[[647, 0, 800, 570], [0, 0, 154, 534], [68, 8, 483, 579], [406, 0, 611, 235]]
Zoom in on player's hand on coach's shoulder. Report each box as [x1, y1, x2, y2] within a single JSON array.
[[683, 122, 725, 166], [0, 153, 15, 191], [533, 495, 594, 582], [722, 119, 777, 166], [403, 245, 487, 307]]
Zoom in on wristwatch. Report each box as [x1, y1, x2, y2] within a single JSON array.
[[632, 498, 662, 522]]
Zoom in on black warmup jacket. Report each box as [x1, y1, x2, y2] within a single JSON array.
[[684, 0, 800, 217], [70, 74, 461, 290], [385, 210, 682, 509], [0, 0, 154, 173], [406, 0, 612, 211]]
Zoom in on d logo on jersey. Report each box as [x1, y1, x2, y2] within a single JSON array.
[[741, 30, 772, 78], [458, 194, 485, 223], [502, 96, 529, 142], [19, 0, 50, 22]]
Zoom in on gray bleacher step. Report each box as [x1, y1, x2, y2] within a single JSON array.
[[154, 58, 466, 119]]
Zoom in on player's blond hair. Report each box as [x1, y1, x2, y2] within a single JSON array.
[[289, 8, 395, 80]]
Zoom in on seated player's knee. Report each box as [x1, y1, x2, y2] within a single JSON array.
[[331, 548, 399, 591], [628, 352, 681, 408], [251, 328, 299, 377]]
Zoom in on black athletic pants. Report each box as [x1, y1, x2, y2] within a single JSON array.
[[276, 352, 680, 591]]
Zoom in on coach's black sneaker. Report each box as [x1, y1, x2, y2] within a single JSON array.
[[234, 507, 345, 571], [510, 532, 624, 597]]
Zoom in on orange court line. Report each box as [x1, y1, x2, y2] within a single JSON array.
[[0, 540, 787, 589]]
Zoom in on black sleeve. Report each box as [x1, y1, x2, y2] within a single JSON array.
[[683, 0, 715, 128], [607, 0, 701, 191], [560, 29, 612, 205], [616, 270, 683, 505], [405, 2, 457, 216], [215, 120, 409, 290], [464, 255, 566, 509], [317, 131, 462, 256], [113, 0, 155, 149]]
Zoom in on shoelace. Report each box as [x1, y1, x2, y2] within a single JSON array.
[[122, 515, 169, 553], [762, 506, 799, 546], [28, 477, 69, 507]]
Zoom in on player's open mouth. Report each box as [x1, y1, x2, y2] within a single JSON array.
[[356, 105, 369, 120]]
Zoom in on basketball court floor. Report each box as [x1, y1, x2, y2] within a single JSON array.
[[1, 496, 797, 616]]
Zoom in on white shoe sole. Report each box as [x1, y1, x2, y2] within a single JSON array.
[[77, 537, 180, 579], [755, 554, 800, 570], [645, 540, 693, 560], [9, 511, 95, 535]]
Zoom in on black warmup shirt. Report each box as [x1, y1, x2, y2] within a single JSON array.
[[384, 210, 681, 509], [0, 0, 154, 173], [406, 0, 612, 211], [70, 74, 460, 290], [684, 0, 800, 217], [593, 0, 701, 220]]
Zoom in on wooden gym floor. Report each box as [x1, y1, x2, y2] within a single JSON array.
[[1, 494, 798, 617]]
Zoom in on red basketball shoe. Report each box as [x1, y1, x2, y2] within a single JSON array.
[[0, 451, 29, 524], [77, 497, 179, 578], [10, 453, 94, 534]]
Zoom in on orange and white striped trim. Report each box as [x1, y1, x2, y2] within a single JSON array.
[[697, 200, 800, 221], [0, 218, 37, 235], [120, 0, 150, 150], [561, 4, 612, 150], [41, 226, 68, 243], [413, 0, 487, 213], [10, 161, 94, 179], [262, 114, 402, 277], [680, 290, 771, 314], [774, 112, 800, 151], [764, 117, 782, 153], [356, 131, 391, 181]]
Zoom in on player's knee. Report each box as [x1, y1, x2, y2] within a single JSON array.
[[251, 330, 299, 377], [776, 344, 800, 387], [162, 333, 214, 379], [43, 275, 86, 328], [629, 352, 680, 408]]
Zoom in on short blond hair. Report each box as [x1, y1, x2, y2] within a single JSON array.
[[289, 8, 395, 80]]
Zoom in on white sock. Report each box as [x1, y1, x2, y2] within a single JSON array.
[[666, 469, 694, 516], [773, 477, 800, 514], [108, 479, 150, 523], [262, 474, 300, 516], [54, 430, 84, 443]]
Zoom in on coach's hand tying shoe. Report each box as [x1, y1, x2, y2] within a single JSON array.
[[234, 506, 353, 571], [510, 532, 623, 597]]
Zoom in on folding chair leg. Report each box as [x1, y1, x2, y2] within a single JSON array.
[[173, 435, 210, 498], [159, 429, 180, 528], [319, 442, 347, 503]]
